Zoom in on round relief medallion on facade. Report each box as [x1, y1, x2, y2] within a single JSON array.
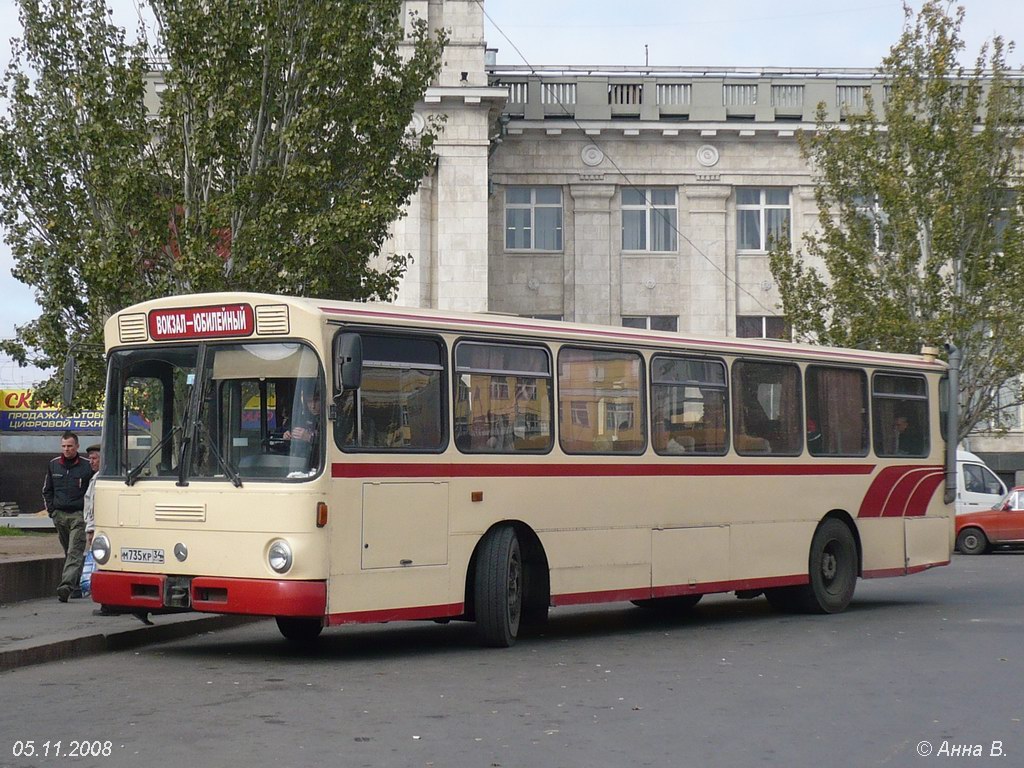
[[581, 144, 605, 167], [407, 112, 426, 137], [696, 144, 720, 167]]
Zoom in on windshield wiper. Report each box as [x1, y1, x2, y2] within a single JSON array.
[[199, 422, 242, 488], [126, 425, 182, 486]]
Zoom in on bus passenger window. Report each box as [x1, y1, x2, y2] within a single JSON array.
[[650, 356, 728, 455], [335, 334, 445, 452], [872, 373, 929, 457], [805, 367, 868, 457], [453, 342, 552, 453], [558, 348, 646, 455], [731, 360, 802, 456]]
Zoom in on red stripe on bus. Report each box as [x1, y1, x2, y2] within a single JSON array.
[[326, 602, 463, 626], [331, 462, 876, 479], [902, 471, 946, 517], [552, 574, 809, 607], [651, 573, 808, 598], [858, 465, 943, 518], [880, 468, 944, 517], [863, 561, 949, 579]]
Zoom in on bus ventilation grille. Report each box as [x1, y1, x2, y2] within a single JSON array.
[[255, 304, 290, 335], [118, 314, 148, 343], [154, 504, 207, 523]]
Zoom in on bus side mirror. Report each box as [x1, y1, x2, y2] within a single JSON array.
[[62, 353, 76, 409], [334, 333, 363, 393]]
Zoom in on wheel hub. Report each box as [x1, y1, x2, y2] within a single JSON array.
[[821, 551, 838, 581]]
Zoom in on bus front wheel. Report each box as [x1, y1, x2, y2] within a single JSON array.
[[276, 616, 323, 643], [474, 526, 523, 648]]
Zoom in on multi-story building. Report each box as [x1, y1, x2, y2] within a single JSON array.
[[388, 0, 1023, 482]]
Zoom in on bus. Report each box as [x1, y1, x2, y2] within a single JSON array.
[[89, 293, 955, 646]]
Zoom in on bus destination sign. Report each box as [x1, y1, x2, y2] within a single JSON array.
[[148, 304, 255, 340]]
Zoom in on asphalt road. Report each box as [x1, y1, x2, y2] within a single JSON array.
[[2, 553, 1022, 768]]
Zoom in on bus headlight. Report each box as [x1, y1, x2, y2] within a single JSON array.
[[268, 539, 293, 574], [92, 534, 111, 565]]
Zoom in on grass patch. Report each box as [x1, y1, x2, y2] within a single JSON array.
[[0, 526, 29, 537]]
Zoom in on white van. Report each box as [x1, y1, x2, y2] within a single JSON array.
[[956, 449, 1007, 516]]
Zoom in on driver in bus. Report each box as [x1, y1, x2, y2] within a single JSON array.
[[283, 386, 322, 465]]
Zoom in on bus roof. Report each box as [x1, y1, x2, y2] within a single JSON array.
[[106, 292, 946, 371]]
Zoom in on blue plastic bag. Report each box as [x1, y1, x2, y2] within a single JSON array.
[[80, 551, 96, 597]]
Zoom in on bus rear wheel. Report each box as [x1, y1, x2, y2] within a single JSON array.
[[795, 518, 858, 614], [475, 526, 523, 648], [276, 617, 323, 643]]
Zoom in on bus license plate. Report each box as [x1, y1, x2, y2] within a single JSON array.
[[121, 547, 165, 564]]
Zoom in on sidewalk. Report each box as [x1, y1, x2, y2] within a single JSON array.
[[0, 532, 261, 673], [0, 594, 260, 673]]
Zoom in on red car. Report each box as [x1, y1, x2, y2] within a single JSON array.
[[956, 486, 1024, 555]]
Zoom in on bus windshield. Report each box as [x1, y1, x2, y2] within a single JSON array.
[[103, 341, 324, 482]]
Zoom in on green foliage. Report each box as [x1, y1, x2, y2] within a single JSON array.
[[769, 1, 1024, 440], [0, 0, 445, 410]]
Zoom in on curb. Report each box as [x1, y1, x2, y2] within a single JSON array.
[[0, 614, 263, 674], [0, 556, 64, 603]]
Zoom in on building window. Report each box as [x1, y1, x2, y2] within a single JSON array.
[[622, 187, 677, 252], [736, 315, 790, 340], [622, 316, 678, 332], [737, 188, 790, 251], [505, 187, 563, 251]]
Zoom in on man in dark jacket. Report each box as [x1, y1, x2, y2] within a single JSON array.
[[42, 431, 95, 602]]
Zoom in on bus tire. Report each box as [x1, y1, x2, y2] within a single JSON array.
[[276, 617, 323, 643], [795, 518, 858, 614], [474, 526, 523, 648], [956, 527, 988, 556], [631, 595, 702, 612]]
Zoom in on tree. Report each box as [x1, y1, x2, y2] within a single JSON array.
[[769, 1, 1024, 441], [0, 0, 445, 409]]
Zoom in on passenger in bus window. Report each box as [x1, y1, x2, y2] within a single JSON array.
[[894, 413, 923, 455]]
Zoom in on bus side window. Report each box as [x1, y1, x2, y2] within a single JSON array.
[[872, 373, 929, 458], [731, 360, 802, 456], [805, 366, 868, 457], [558, 348, 646, 455], [650, 355, 728, 456], [334, 333, 446, 452], [453, 342, 553, 454]]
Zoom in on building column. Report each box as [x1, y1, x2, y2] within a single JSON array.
[[683, 185, 731, 336], [568, 184, 616, 325]]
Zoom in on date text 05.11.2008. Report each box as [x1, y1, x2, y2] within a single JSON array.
[[11, 740, 114, 759]]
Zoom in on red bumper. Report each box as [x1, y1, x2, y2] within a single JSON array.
[[91, 571, 327, 617]]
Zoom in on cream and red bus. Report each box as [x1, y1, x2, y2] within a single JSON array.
[[89, 293, 955, 646]]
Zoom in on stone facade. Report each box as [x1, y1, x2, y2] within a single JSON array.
[[397, 2, 1024, 478]]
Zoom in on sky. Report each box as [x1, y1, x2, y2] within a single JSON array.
[[1, 0, 1022, 385]]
